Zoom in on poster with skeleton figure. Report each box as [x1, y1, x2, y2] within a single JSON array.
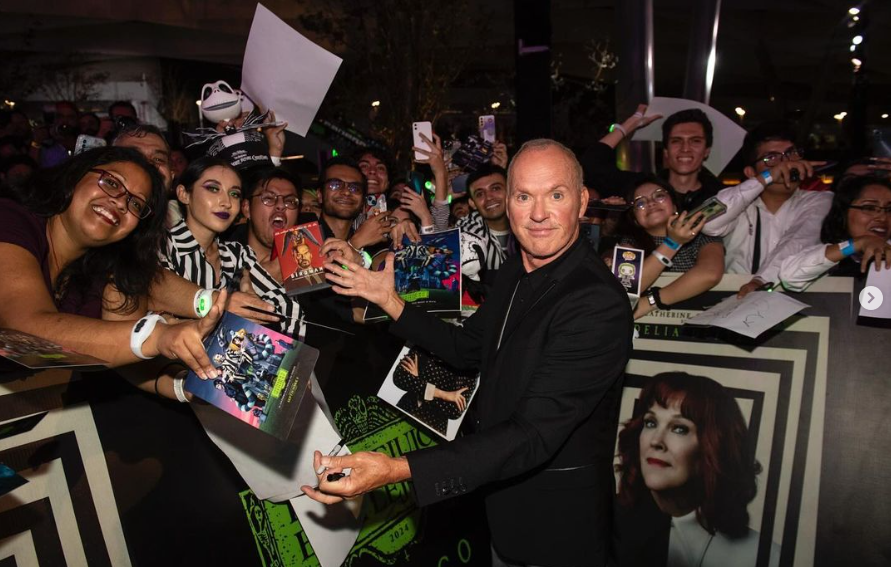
[[365, 229, 462, 322]]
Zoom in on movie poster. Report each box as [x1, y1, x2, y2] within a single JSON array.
[[185, 312, 317, 441], [612, 274, 835, 567], [378, 346, 479, 440], [275, 222, 331, 296], [366, 229, 462, 321]]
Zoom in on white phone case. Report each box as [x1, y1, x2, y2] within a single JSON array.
[[412, 121, 433, 161]]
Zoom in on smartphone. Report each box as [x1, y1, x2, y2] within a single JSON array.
[[586, 199, 631, 213], [408, 171, 426, 195], [74, 134, 107, 155], [412, 121, 433, 161], [478, 115, 496, 144], [687, 196, 728, 224]]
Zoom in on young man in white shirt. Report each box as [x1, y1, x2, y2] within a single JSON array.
[[702, 121, 832, 296]]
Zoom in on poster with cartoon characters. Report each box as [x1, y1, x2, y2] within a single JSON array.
[[184, 312, 318, 441]]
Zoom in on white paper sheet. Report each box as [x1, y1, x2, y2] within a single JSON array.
[[241, 3, 343, 136], [289, 494, 362, 567], [192, 395, 343, 501], [684, 291, 809, 338], [859, 268, 891, 319], [631, 96, 748, 175]]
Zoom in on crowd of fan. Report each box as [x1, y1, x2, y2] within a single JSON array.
[[0, 98, 889, 398]]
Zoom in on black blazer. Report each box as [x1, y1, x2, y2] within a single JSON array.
[[391, 237, 633, 567]]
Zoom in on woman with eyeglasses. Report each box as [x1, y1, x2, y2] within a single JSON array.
[[618, 177, 725, 319], [0, 146, 225, 390], [779, 175, 891, 291]]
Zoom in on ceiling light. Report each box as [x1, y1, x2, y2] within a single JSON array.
[[734, 107, 746, 117], [852, 57, 863, 66], [848, 7, 860, 15], [882, 114, 889, 119], [371, 100, 380, 107], [491, 102, 501, 109], [852, 35, 863, 45]]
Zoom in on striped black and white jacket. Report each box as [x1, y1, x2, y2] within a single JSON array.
[[455, 211, 508, 271], [164, 221, 304, 338]]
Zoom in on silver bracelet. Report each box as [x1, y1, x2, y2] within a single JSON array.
[[172, 371, 188, 403]]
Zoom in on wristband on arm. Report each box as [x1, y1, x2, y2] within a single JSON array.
[[609, 123, 628, 138], [130, 313, 167, 360], [194, 288, 214, 318], [839, 239, 856, 258], [663, 237, 681, 251], [652, 251, 673, 268]]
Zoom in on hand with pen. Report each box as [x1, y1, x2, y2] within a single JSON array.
[[300, 448, 411, 504]]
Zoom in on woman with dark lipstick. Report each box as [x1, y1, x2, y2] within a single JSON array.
[[615, 372, 779, 567], [164, 157, 250, 290]]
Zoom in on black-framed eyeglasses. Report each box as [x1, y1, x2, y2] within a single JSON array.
[[756, 147, 804, 168], [254, 192, 300, 209], [849, 204, 891, 216], [90, 169, 152, 219], [324, 178, 364, 194], [632, 189, 671, 211]]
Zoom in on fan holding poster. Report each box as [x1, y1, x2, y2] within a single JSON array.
[[274, 221, 331, 296]]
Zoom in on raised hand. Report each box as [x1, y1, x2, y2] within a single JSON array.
[[399, 189, 434, 227], [413, 133, 447, 178], [323, 252, 405, 320], [491, 141, 509, 168], [263, 109, 288, 158], [351, 214, 395, 249], [666, 210, 705, 245]]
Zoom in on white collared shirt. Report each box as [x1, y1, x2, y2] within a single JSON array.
[[702, 178, 833, 284]]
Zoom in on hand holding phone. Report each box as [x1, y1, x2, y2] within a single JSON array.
[[686, 196, 727, 224], [412, 121, 434, 161]]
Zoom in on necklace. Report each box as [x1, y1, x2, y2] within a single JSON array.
[[45, 219, 64, 304]]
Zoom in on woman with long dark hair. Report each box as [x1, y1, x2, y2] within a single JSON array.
[[0, 146, 224, 382], [779, 175, 891, 291], [160, 157, 295, 334], [617, 177, 724, 318], [615, 372, 779, 567]]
